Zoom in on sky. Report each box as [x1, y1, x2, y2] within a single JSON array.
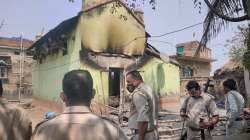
[[0, 0, 246, 75]]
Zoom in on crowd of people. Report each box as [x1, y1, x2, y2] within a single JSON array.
[[180, 79, 247, 140], [0, 70, 248, 140]]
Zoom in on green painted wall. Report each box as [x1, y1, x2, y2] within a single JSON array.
[[32, 2, 180, 102], [32, 28, 110, 103], [79, 64, 109, 104], [139, 58, 180, 96], [33, 41, 180, 102], [32, 30, 81, 102]]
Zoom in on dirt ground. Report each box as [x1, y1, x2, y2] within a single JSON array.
[[26, 97, 181, 129], [23, 97, 250, 140], [25, 98, 61, 128]]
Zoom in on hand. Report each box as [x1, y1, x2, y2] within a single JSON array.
[[180, 112, 188, 118], [199, 121, 213, 129], [243, 108, 250, 114]]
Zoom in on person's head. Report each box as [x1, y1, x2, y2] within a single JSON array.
[[0, 80, 3, 97], [186, 80, 201, 98], [126, 70, 143, 93], [60, 70, 94, 106], [208, 85, 215, 92], [223, 79, 237, 94]]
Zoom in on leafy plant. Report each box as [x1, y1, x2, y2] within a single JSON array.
[[225, 24, 248, 63], [243, 50, 250, 70]]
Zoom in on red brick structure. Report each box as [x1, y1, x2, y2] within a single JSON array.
[[170, 41, 215, 94]]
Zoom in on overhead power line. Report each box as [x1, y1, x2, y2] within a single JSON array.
[[122, 22, 204, 48], [147, 39, 174, 46], [149, 22, 203, 38]]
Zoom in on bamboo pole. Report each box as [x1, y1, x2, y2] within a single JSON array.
[[18, 35, 23, 102]]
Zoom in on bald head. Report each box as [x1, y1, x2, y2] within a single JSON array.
[[62, 70, 93, 105]]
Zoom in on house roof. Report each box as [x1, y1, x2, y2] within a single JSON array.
[[28, 15, 79, 51], [213, 60, 243, 79], [170, 55, 216, 63], [0, 37, 33, 49], [83, 0, 145, 27], [28, 0, 145, 53], [146, 43, 179, 66], [176, 41, 211, 51]]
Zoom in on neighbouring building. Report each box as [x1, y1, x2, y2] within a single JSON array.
[[0, 37, 33, 100], [213, 60, 247, 103], [170, 41, 215, 94], [28, 0, 181, 114]]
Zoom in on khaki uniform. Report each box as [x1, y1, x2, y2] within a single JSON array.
[[225, 90, 246, 136], [180, 93, 218, 140], [0, 98, 32, 140], [32, 106, 128, 140], [128, 83, 159, 140]]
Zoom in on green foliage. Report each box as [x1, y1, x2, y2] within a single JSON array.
[[225, 24, 248, 63], [229, 45, 247, 62], [243, 51, 250, 70], [226, 24, 250, 70]]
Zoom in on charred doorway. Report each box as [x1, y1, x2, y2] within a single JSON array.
[[109, 68, 123, 108]]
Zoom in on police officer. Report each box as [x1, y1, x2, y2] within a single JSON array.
[[32, 70, 128, 140], [223, 79, 246, 136], [0, 79, 32, 140], [180, 80, 219, 140], [126, 70, 159, 140]]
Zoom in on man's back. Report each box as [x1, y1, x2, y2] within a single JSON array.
[[226, 90, 245, 114], [32, 106, 128, 140], [0, 101, 32, 140]]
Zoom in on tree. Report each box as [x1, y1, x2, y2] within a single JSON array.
[[225, 24, 248, 62], [199, 0, 250, 107], [200, 0, 250, 68], [198, 0, 249, 45]]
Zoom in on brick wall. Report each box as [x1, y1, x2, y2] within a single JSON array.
[[0, 37, 33, 99]]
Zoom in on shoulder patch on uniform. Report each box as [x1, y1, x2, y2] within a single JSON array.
[[32, 119, 49, 137], [35, 119, 50, 129], [32, 114, 60, 138], [34, 113, 59, 130], [136, 91, 148, 99]]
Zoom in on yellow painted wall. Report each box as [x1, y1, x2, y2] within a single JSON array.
[[78, 1, 146, 56], [79, 64, 109, 104], [32, 1, 180, 102]]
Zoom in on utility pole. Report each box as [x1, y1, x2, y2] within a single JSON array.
[[245, 0, 250, 107], [0, 20, 4, 30], [18, 34, 24, 102]]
